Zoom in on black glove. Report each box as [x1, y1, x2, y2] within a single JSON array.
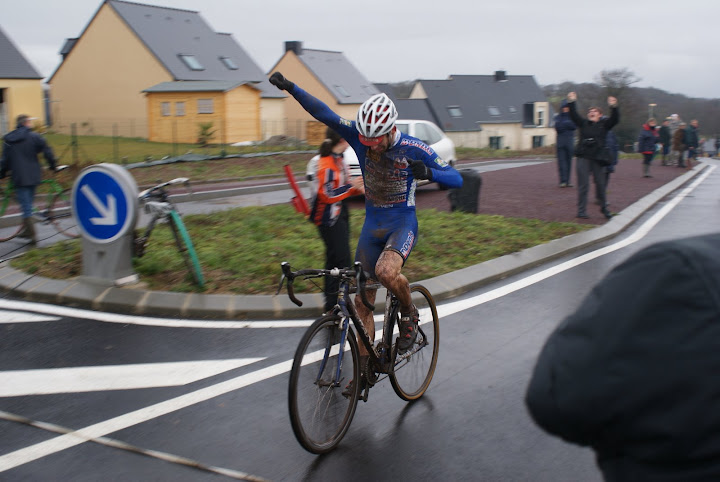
[[409, 159, 432, 180], [269, 72, 294, 92]]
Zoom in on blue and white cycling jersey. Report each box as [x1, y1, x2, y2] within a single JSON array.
[[290, 86, 462, 218]]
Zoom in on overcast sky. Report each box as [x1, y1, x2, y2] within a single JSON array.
[[2, 0, 718, 99]]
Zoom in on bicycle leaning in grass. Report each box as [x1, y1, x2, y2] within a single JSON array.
[[133, 177, 204, 289], [0, 165, 79, 242], [277, 260, 439, 454]]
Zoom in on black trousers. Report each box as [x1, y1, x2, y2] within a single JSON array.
[[317, 204, 351, 312]]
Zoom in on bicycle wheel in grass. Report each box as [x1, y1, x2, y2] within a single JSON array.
[[43, 188, 80, 238], [167, 210, 205, 288], [289, 315, 360, 454], [0, 186, 24, 242], [390, 284, 440, 401]]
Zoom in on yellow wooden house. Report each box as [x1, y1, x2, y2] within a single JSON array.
[[47, 0, 284, 140], [0, 25, 46, 136]]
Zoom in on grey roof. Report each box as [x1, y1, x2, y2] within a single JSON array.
[[0, 25, 42, 79], [297, 49, 379, 104], [374, 83, 439, 125], [142, 80, 256, 93], [50, 1, 284, 98], [418, 74, 547, 132]]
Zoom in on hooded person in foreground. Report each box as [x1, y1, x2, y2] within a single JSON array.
[[525, 232, 720, 481]]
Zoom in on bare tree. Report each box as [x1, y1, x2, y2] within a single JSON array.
[[594, 68, 641, 100]]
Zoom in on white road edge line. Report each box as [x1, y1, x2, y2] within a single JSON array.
[[0, 166, 713, 473]]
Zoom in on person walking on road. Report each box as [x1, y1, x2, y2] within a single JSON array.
[[0, 114, 57, 245], [685, 119, 700, 169], [310, 127, 365, 313], [525, 232, 720, 481], [638, 118, 659, 177], [672, 123, 688, 168], [554, 100, 576, 187], [658, 119, 671, 165], [269, 72, 462, 368], [566, 92, 619, 220]]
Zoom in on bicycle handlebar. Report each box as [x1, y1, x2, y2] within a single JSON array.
[[277, 261, 375, 311], [138, 177, 192, 201]]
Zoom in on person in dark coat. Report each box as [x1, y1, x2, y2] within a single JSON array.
[[685, 119, 700, 169], [597, 127, 620, 210], [554, 100, 576, 187], [0, 115, 57, 245], [658, 119, 671, 165], [566, 91, 619, 220], [637, 118, 659, 177], [525, 232, 720, 481]]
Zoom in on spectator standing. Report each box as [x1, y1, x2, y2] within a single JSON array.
[[637, 118, 659, 177], [672, 123, 687, 167], [0, 115, 57, 246], [309, 127, 364, 313], [658, 119, 671, 165], [554, 100, 576, 187], [566, 92, 619, 220], [601, 127, 620, 210], [525, 232, 720, 481], [685, 119, 700, 169]]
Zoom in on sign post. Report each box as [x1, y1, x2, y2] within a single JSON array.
[[72, 163, 139, 285]]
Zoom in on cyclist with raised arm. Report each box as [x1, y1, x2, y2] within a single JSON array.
[[270, 72, 462, 368]]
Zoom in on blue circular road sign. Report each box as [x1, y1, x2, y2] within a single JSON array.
[[72, 164, 138, 243]]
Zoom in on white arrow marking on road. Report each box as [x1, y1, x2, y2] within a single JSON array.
[[80, 184, 117, 225], [0, 309, 60, 323], [0, 358, 264, 397]]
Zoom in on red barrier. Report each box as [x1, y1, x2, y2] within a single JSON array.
[[284, 164, 309, 216]]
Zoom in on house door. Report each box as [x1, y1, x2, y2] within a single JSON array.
[[0, 89, 7, 136]]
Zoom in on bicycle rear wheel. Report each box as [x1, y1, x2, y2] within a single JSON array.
[[167, 211, 205, 288], [43, 188, 80, 238], [390, 284, 440, 401], [289, 314, 360, 454], [0, 186, 25, 241]]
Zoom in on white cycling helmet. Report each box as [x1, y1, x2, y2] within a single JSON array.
[[356, 93, 398, 146]]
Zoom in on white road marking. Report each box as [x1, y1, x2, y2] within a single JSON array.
[[0, 359, 264, 397], [0, 165, 713, 473], [0, 309, 59, 323]]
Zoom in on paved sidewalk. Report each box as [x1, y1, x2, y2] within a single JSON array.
[[0, 159, 708, 319]]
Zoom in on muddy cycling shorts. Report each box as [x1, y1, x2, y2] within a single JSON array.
[[355, 211, 418, 280]]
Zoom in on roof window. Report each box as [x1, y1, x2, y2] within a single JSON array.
[[219, 56, 238, 70], [447, 106, 463, 118], [179, 54, 204, 71], [335, 85, 350, 97], [488, 106, 501, 116]]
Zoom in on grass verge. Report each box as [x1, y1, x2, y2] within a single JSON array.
[[11, 205, 591, 295]]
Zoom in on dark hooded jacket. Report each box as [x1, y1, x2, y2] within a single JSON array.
[[554, 100, 577, 141], [526, 232, 720, 481], [0, 125, 56, 186], [638, 123, 659, 154]]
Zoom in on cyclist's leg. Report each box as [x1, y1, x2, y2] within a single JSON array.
[[353, 221, 385, 357], [374, 214, 418, 314]]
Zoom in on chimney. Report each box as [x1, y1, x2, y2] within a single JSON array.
[[494, 70, 507, 82], [285, 41, 303, 56]]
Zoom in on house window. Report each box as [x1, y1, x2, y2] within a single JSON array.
[[488, 106, 501, 116], [537, 110, 545, 126], [508, 106, 517, 114], [489, 136, 503, 149], [334, 85, 350, 97], [179, 54, 204, 71], [197, 98, 214, 114], [532, 136, 545, 148], [219, 56, 238, 70], [447, 106, 463, 118], [161, 102, 171, 117], [175, 101, 185, 116]]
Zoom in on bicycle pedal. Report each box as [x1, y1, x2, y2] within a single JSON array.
[[361, 385, 370, 403]]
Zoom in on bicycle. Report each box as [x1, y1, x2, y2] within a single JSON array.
[[133, 177, 205, 289], [0, 165, 80, 241], [277, 261, 439, 454]]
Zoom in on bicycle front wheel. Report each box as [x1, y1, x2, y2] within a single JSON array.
[[288, 314, 360, 454], [390, 284, 440, 401], [44, 188, 79, 238], [168, 211, 204, 288], [0, 191, 23, 242]]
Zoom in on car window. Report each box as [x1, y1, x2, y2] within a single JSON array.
[[396, 123, 409, 135], [414, 123, 443, 145]]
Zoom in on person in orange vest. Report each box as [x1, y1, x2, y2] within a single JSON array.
[[309, 127, 364, 312]]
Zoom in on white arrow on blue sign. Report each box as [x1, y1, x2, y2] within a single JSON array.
[[72, 164, 138, 243]]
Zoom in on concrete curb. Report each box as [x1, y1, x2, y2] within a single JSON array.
[[0, 164, 706, 320]]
